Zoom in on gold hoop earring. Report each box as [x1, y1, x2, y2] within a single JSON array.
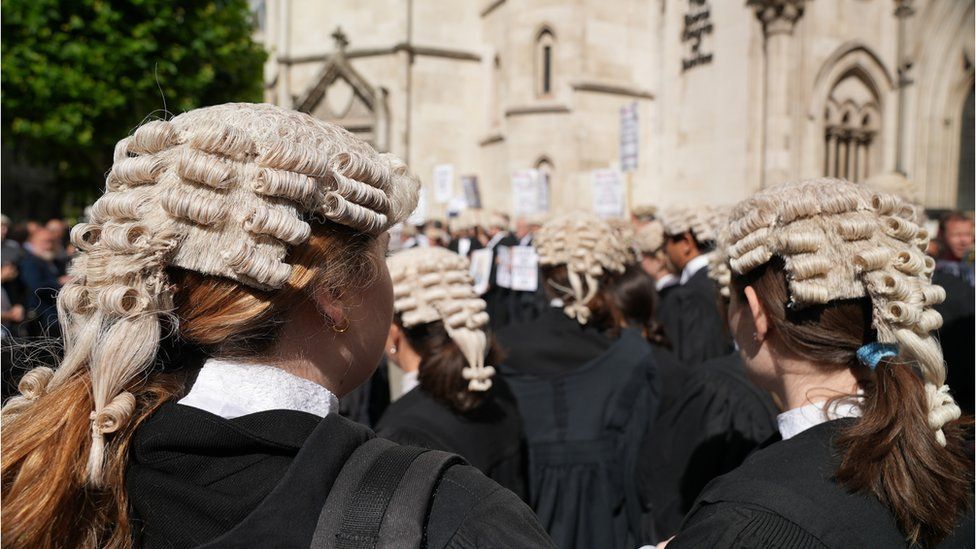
[[331, 317, 350, 333]]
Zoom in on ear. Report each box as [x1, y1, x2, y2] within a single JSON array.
[[312, 290, 346, 327], [681, 231, 698, 254], [386, 323, 401, 351], [743, 285, 769, 342]]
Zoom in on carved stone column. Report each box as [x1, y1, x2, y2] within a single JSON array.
[[894, 0, 916, 174], [749, 0, 806, 187]]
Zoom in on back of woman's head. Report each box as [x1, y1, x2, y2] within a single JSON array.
[[606, 264, 668, 346], [535, 213, 634, 328], [388, 247, 497, 413], [724, 178, 971, 546], [397, 319, 502, 413], [1, 103, 420, 549]]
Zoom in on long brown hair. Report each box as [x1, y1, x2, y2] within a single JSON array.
[[606, 264, 670, 347], [397, 318, 502, 414], [1, 222, 375, 549], [732, 256, 972, 546]]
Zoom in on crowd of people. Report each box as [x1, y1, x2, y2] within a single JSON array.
[[0, 103, 973, 549], [1, 216, 75, 340]]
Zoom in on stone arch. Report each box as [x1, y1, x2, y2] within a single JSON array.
[[804, 42, 895, 181], [534, 156, 553, 212], [535, 26, 556, 98], [907, 0, 974, 209], [294, 31, 390, 151]]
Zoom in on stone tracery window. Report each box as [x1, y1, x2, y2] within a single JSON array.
[[823, 70, 881, 182], [536, 28, 555, 98]]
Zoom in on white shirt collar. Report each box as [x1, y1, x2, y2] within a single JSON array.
[[680, 254, 710, 285], [777, 398, 861, 440], [399, 369, 420, 398], [178, 359, 338, 419], [655, 273, 679, 292]]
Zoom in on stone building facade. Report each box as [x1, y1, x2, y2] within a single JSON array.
[[255, 0, 974, 217]]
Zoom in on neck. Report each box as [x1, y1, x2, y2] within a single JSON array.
[[771, 356, 860, 411], [394, 346, 422, 374], [677, 251, 700, 272]]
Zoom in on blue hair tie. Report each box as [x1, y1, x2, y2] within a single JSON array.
[[856, 342, 899, 370]]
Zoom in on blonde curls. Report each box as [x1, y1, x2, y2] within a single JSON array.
[[70, 223, 102, 252], [176, 148, 237, 189]]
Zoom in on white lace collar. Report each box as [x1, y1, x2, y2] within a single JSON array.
[[777, 398, 861, 440], [178, 359, 338, 419]]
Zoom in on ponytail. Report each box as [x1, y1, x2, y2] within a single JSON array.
[[834, 361, 973, 546], [1, 369, 185, 548]]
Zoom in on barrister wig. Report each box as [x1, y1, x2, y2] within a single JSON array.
[[660, 205, 719, 244], [388, 247, 495, 391], [704, 206, 733, 298], [1, 103, 420, 487], [635, 220, 666, 255], [722, 178, 960, 446], [630, 204, 658, 222], [535, 213, 633, 325], [606, 218, 643, 266]]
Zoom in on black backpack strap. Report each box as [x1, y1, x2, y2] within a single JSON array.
[[310, 438, 466, 549]]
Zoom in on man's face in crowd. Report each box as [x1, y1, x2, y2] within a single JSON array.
[[29, 228, 58, 255], [944, 219, 974, 260]]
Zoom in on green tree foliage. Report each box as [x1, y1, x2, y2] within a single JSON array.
[[2, 0, 267, 211]]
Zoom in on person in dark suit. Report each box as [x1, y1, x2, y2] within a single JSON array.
[[497, 213, 660, 549], [447, 211, 484, 258], [657, 207, 730, 364], [377, 247, 527, 499], [483, 213, 519, 330], [16, 227, 67, 336]]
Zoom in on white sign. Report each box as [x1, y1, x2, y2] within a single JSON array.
[[512, 169, 549, 215], [447, 195, 467, 216], [433, 164, 454, 204], [620, 102, 639, 172], [461, 175, 482, 209], [408, 186, 428, 225], [510, 246, 539, 292], [469, 248, 493, 295], [495, 246, 513, 289], [592, 168, 626, 218]]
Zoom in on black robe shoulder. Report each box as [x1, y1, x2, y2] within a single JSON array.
[[656, 268, 730, 365], [375, 381, 527, 500], [669, 419, 974, 549], [637, 352, 778, 542], [127, 402, 552, 548], [496, 306, 612, 375]]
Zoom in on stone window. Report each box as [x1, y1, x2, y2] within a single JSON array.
[[491, 55, 503, 129], [535, 157, 553, 211], [823, 70, 881, 182], [536, 28, 555, 98]]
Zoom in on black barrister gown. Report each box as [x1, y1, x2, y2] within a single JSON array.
[[636, 352, 778, 542], [669, 419, 975, 549], [496, 308, 661, 549], [932, 269, 975, 416], [126, 403, 553, 548], [375, 379, 528, 500], [657, 267, 730, 365]]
